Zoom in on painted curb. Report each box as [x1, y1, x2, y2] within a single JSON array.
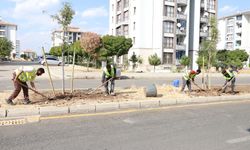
[[0, 94, 250, 120], [39, 106, 69, 117], [140, 100, 160, 108], [0, 109, 6, 118], [6, 108, 39, 118], [69, 104, 96, 114], [119, 101, 140, 109], [95, 103, 119, 112]]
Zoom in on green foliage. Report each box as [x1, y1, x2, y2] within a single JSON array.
[[179, 55, 190, 67], [51, 2, 75, 31], [216, 49, 249, 69], [129, 53, 138, 70], [20, 54, 27, 60], [197, 16, 218, 69], [0, 37, 13, 57], [148, 54, 161, 72], [50, 46, 62, 56], [101, 35, 133, 58]]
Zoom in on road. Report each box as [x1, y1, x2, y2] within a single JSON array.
[[1, 62, 250, 91], [1, 101, 250, 150]]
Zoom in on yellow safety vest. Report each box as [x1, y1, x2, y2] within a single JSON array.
[[104, 67, 115, 78], [18, 69, 37, 82]]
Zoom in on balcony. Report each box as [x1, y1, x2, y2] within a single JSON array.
[[176, 44, 186, 50], [176, 28, 186, 35], [177, 13, 187, 20], [164, 0, 175, 6], [177, 0, 187, 5], [163, 16, 176, 22], [200, 17, 208, 23], [200, 31, 209, 37], [201, 1, 205, 7]]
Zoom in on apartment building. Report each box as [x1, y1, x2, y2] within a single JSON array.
[[51, 27, 82, 47], [0, 18, 18, 58], [109, 0, 217, 70], [217, 11, 250, 55]]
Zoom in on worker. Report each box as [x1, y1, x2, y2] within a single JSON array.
[[5, 66, 45, 105], [102, 64, 116, 96], [180, 69, 201, 92], [221, 68, 236, 94]]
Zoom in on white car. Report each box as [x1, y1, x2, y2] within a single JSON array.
[[40, 57, 62, 66]]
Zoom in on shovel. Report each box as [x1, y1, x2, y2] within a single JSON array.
[[192, 81, 205, 91], [17, 80, 54, 100], [87, 77, 114, 95]]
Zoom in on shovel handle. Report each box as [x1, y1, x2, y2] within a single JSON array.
[[88, 77, 114, 94]]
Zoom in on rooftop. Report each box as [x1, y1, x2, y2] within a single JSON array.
[[219, 10, 250, 20], [0, 20, 17, 27]]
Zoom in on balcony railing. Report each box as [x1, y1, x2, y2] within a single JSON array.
[[177, 0, 187, 5], [176, 28, 186, 35], [176, 44, 186, 50], [177, 13, 187, 20], [200, 17, 208, 23], [200, 31, 209, 37]]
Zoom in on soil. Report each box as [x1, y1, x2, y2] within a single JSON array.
[[1, 85, 250, 107]]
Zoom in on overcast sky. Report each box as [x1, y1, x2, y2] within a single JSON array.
[[0, 0, 250, 55]]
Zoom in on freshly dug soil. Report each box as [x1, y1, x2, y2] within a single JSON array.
[[1, 85, 250, 107]]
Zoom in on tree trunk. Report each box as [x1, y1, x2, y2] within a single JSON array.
[[87, 55, 91, 72], [154, 66, 155, 72], [62, 49, 65, 94], [71, 48, 76, 94]]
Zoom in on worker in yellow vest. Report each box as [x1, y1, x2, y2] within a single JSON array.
[[6, 66, 45, 105], [180, 69, 201, 92], [221, 68, 236, 94], [102, 64, 116, 96]]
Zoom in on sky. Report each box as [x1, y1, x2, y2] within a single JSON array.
[[0, 0, 250, 55]]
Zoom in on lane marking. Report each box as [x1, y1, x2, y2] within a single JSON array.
[[40, 100, 250, 121], [123, 118, 136, 124], [226, 136, 250, 144]]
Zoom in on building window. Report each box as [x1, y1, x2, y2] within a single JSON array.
[[166, 0, 174, 2], [112, 16, 114, 23], [124, 11, 129, 21], [117, 1, 121, 11], [226, 26, 234, 33], [207, 0, 215, 10], [163, 52, 173, 64], [112, 4, 114, 11], [124, 0, 129, 8], [117, 14, 121, 23], [236, 15, 242, 20], [163, 21, 174, 33], [133, 37, 136, 44], [133, 22, 136, 30], [163, 37, 174, 49], [124, 25, 129, 35], [0, 25, 5, 29], [133, 7, 136, 15], [0, 31, 5, 36], [226, 42, 233, 50], [164, 6, 174, 17], [116, 27, 122, 35]]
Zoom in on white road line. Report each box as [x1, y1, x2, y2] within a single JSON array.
[[226, 136, 250, 144], [123, 118, 136, 124]]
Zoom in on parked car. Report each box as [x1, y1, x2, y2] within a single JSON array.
[[40, 57, 62, 66]]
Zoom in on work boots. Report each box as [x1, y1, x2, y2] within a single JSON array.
[[5, 99, 15, 105], [23, 99, 31, 105]]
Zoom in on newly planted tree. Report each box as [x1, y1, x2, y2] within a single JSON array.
[[129, 53, 138, 70], [148, 54, 161, 72], [51, 2, 75, 94]]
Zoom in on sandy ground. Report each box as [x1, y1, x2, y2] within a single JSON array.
[[0, 85, 249, 108]]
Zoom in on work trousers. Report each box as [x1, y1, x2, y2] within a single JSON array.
[[181, 77, 191, 92], [8, 73, 29, 100], [222, 77, 236, 93], [103, 77, 115, 94]]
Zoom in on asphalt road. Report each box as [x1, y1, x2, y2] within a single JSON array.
[[1, 101, 250, 150], [1, 62, 250, 91]]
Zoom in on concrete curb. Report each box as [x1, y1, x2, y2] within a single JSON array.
[[1, 94, 250, 123]]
